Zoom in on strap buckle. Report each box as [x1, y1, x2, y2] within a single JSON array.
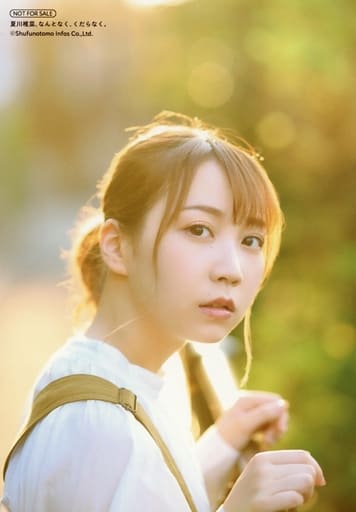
[[118, 388, 137, 412]]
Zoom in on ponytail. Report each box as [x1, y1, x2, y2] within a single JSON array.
[[62, 207, 106, 324]]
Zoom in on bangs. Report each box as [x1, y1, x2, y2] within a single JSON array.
[[216, 142, 283, 278], [152, 137, 215, 261], [213, 142, 281, 233], [212, 141, 284, 278]]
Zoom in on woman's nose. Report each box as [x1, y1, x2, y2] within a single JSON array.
[[210, 247, 243, 286]]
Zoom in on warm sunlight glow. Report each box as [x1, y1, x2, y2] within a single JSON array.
[[124, 0, 192, 6], [193, 341, 239, 410]]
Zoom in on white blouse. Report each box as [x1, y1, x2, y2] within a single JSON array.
[[2, 334, 238, 511]]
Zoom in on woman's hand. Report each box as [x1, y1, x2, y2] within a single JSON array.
[[216, 391, 289, 452], [222, 450, 326, 512]]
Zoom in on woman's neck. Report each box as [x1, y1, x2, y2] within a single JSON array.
[[85, 284, 184, 372]]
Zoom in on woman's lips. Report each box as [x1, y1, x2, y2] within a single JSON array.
[[199, 297, 235, 319], [199, 305, 233, 319]]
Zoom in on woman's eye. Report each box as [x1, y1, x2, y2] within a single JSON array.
[[243, 235, 264, 249], [187, 224, 212, 238]]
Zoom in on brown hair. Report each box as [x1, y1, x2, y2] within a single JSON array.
[[64, 111, 284, 383]]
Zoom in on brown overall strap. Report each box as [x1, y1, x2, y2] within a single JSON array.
[[3, 374, 198, 512]]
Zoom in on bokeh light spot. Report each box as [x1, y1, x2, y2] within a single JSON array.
[[244, 28, 277, 64], [187, 61, 234, 109], [256, 111, 296, 149], [189, 37, 235, 68]]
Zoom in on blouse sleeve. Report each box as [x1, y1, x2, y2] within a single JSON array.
[[196, 425, 239, 510], [4, 400, 193, 512]]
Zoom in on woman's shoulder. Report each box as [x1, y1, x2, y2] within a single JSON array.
[[7, 393, 141, 487], [24, 333, 153, 454], [4, 396, 146, 512], [13, 333, 164, 466], [37, 395, 138, 450]]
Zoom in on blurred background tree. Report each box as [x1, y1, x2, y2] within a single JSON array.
[[0, 0, 355, 509]]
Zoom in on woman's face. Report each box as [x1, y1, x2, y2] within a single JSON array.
[[124, 159, 266, 344]]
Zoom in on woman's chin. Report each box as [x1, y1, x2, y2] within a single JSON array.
[[187, 329, 230, 344]]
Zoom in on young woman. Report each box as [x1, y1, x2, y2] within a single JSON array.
[[1, 112, 325, 511]]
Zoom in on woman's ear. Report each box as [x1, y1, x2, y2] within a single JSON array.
[[99, 219, 129, 276]]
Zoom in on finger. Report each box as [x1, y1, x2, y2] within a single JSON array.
[[276, 409, 289, 430], [271, 463, 317, 481], [237, 390, 285, 409], [243, 400, 288, 432], [263, 412, 289, 444], [267, 490, 304, 511], [259, 450, 326, 486], [271, 473, 316, 502], [283, 453, 325, 486], [263, 427, 283, 445]]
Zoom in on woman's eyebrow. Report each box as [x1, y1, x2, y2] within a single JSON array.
[[181, 205, 224, 217], [181, 206, 266, 229]]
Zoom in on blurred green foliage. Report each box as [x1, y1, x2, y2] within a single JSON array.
[[1, 0, 355, 509]]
